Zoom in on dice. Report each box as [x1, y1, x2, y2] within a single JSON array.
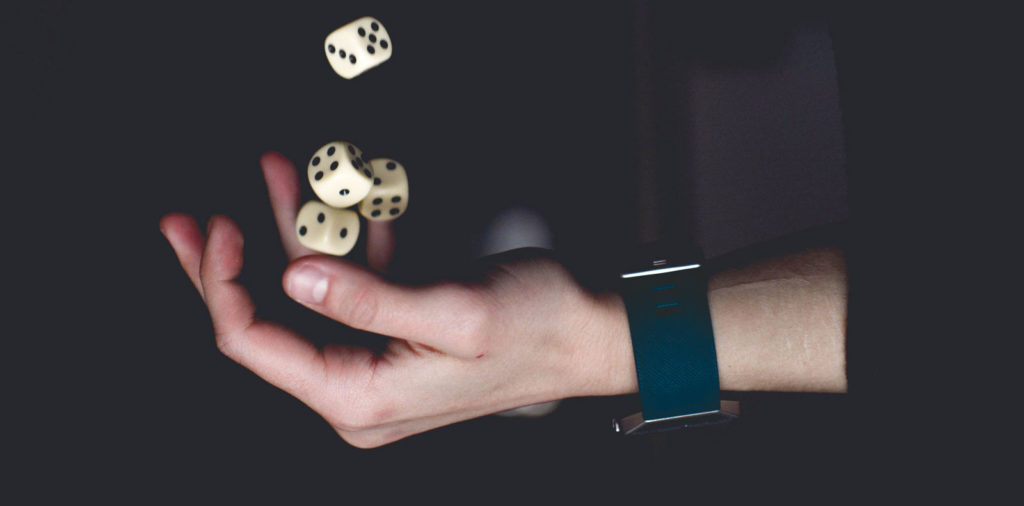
[[358, 158, 409, 221], [295, 201, 361, 256], [324, 17, 393, 79], [308, 141, 374, 208]]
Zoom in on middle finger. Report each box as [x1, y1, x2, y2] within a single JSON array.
[[260, 151, 315, 260]]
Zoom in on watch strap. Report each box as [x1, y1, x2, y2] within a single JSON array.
[[615, 251, 738, 435]]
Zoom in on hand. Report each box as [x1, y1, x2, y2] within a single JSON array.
[[160, 152, 637, 448]]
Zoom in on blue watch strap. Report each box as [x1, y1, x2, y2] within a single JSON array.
[[615, 255, 738, 435]]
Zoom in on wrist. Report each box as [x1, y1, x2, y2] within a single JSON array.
[[567, 291, 638, 397], [568, 247, 848, 400]]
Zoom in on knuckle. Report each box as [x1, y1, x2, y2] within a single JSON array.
[[329, 398, 391, 432], [341, 431, 390, 449], [211, 319, 258, 362], [214, 332, 239, 359], [335, 423, 407, 449], [451, 286, 494, 357], [340, 411, 374, 431], [341, 281, 380, 330]]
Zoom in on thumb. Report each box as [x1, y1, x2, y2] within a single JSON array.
[[283, 256, 492, 359]]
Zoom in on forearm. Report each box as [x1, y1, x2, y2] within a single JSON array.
[[708, 247, 848, 393], [585, 246, 848, 397]]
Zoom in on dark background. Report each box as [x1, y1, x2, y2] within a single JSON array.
[[6, 0, 993, 501]]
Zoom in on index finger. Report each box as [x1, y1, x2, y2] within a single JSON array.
[[200, 215, 333, 409]]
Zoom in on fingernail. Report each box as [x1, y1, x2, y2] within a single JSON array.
[[288, 265, 329, 304]]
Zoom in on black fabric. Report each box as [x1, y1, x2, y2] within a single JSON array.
[[7, 1, 995, 501]]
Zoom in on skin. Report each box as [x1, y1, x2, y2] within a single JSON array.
[[160, 151, 847, 448]]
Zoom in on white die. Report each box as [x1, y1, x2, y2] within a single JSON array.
[[358, 158, 409, 221], [307, 141, 374, 208], [295, 201, 361, 256], [324, 17, 393, 79]]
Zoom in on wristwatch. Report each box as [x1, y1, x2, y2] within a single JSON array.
[[614, 241, 739, 435]]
